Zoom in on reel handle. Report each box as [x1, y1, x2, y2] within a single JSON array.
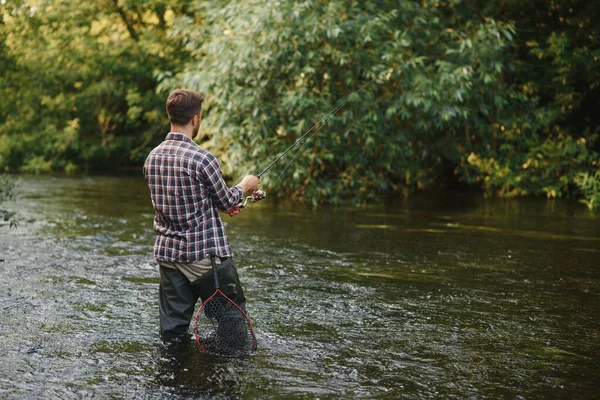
[[239, 189, 266, 208]]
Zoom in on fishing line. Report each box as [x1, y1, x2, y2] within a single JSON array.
[[258, 78, 375, 180], [264, 141, 306, 196], [240, 78, 375, 206]]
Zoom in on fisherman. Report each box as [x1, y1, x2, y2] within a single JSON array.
[[143, 88, 260, 343]]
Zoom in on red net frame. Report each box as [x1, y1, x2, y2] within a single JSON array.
[[193, 288, 257, 356]]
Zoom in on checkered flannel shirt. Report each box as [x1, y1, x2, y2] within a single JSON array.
[[143, 132, 244, 262]]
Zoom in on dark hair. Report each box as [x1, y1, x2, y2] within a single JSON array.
[[166, 89, 204, 125]]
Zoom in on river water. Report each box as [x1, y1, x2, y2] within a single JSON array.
[[0, 175, 598, 399]]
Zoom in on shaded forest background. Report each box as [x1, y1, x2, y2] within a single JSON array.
[[0, 0, 599, 209]]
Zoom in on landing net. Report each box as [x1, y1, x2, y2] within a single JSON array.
[[193, 289, 257, 356]]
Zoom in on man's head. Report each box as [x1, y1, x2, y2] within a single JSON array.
[[166, 89, 204, 138]]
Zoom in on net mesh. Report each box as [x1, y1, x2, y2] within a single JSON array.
[[193, 289, 257, 356]]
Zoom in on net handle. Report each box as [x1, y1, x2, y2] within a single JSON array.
[[210, 253, 220, 289]]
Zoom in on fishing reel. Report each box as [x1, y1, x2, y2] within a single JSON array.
[[240, 189, 266, 208]]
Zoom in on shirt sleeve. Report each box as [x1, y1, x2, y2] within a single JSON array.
[[200, 153, 244, 211]]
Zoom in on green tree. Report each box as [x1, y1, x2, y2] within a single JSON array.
[[0, 0, 192, 173], [1, 0, 598, 211], [455, 0, 600, 205], [164, 0, 598, 209], [166, 0, 520, 204]]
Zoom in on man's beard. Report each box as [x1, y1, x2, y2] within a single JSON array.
[[192, 124, 200, 139]]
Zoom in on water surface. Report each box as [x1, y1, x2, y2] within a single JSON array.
[[0, 175, 598, 399]]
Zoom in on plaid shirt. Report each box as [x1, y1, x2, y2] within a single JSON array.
[[143, 132, 244, 262]]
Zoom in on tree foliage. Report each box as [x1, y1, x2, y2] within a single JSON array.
[[167, 0, 599, 207], [455, 0, 600, 209], [1, 0, 599, 210], [0, 0, 191, 172]]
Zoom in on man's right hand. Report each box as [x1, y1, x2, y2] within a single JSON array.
[[238, 175, 261, 194], [225, 204, 243, 217]]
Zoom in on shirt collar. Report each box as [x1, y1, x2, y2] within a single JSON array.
[[165, 132, 196, 144]]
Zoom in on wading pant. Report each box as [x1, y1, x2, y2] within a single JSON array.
[[158, 258, 247, 342]]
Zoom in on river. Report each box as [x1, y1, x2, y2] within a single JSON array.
[[0, 175, 598, 399]]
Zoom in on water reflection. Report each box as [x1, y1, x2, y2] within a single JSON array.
[[154, 340, 250, 398]]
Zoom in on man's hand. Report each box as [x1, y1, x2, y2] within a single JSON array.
[[225, 204, 242, 217], [237, 175, 261, 194]]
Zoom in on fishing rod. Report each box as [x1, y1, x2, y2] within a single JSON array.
[[240, 78, 375, 207]]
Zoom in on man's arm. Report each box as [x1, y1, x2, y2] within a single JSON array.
[[201, 154, 260, 211]]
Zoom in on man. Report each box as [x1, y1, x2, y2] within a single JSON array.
[[143, 88, 260, 342]]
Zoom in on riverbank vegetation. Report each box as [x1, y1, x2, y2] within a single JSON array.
[[1, 0, 598, 210], [0, 174, 17, 227]]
